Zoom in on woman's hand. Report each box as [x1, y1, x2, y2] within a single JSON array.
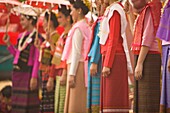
[[102, 67, 111, 77], [135, 63, 143, 80], [60, 73, 67, 86], [90, 63, 98, 76], [34, 38, 41, 49], [3, 34, 10, 46], [46, 77, 54, 92], [69, 75, 76, 88], [167, 58, 170, 72], [134, 46, 149, 80], [30, 77, 38, 91]]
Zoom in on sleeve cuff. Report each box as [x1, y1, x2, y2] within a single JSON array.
[[51, 50, 55, 55], [90, 57, 98, 64], [69, 72, 76, 76], [31, 74, 38, 78], [103, 61, 112, 68], [49, 64, 56, 78]]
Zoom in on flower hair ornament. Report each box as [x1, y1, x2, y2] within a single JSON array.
[[83, 0, 91, 10]]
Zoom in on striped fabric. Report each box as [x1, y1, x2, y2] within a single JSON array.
[[11, 33, 40, 113], [12, 71, 39, 113], [40, 72, 55, 113], [87, 64, 100, 113], [102, 109, 130, 112], [100, 54, 129, 113], [160, 45, 170, 113], [134, 54, 161, 113], [55, 76, 66, 113]]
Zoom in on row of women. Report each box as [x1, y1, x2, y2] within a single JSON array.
[[2, 0, 170, 112]]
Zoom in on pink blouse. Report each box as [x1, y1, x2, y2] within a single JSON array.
[[7, 32, 40, 78], [141, 8, 159, 52]]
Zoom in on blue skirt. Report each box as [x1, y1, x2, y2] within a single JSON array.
[[160, 45, 170, 112]]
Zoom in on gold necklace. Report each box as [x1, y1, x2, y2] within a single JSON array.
[[18, 29, 36, 51]]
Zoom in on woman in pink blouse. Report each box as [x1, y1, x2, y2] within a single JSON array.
[[3, 11, 42, 113], [131, 0, 162, 112]]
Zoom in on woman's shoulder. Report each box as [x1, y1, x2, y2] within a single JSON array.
[[18, 32, 25, 39]]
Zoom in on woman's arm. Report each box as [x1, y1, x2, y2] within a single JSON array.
[[102, 11, 121, 77], [68, 28, 83, 88], [69, 28, 83, 76], [135, 8, 155, 80], [4, 35, 17, 56]]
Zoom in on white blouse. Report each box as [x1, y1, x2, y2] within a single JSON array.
[[67, 28, 85, 76]]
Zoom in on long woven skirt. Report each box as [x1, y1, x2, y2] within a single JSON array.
[[40, 72, 55, 113], [134, 54, 161, 113], [12, 71, 39, 113], [160, 45, 170, 113], [55, 76, 66, 113], [100, 53, 129, 113], [64, 62, 87, 113], [87, 60, 101, 113]]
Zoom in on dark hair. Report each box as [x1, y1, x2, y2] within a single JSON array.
[[44, 11, 59, 28], [23, 15, 37, 26], [70, 0, 89, 15], [1, 86, 12, 99], [69, 0, 75, 4], [58, 5, 73, 24]]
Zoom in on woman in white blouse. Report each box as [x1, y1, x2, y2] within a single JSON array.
[[61, 0, 91, 112]]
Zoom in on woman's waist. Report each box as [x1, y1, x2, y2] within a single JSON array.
[[133, 50, 160, 55], [66, 54, 85, 64], [132, 42, 159, 52], [66, 59, 84, 64], [102, 51, 126, 56], [39, 63, 51, 71], [13, 59, 33, 72], [132, 46, 160, 55], [55, 62, 67, 69], [101, 43, 124, 54], [101, 47, 125, 55]]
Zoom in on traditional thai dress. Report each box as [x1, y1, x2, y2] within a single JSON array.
[[99, 2, 132, 113], [39, 32, 60, 113], [131, 1, 162, 113], [7, 29, 41, 113], [86, 17, 102, 113], [50, 33, 68, 113], [156, 1, 170, 112], [62, 19, 91, 113]]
